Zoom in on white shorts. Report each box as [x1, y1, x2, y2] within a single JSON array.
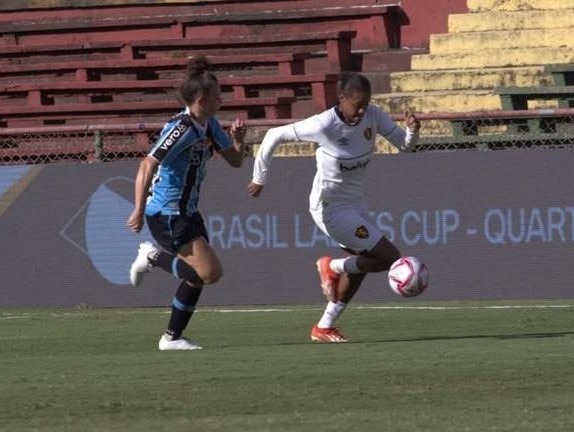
[[310, 201, 383, 254]]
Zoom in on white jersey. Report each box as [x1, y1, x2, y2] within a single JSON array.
[[252, 105, 419, 212]]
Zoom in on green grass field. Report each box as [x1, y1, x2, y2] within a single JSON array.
[[1, 300, 573, 432]]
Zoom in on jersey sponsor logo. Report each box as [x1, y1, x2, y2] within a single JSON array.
[[355, 225, 370, 239], [363, 128, 372, 140], [337, 136, 350, 146], [339, 158, 370, 172], [159, 123, 188, 151]]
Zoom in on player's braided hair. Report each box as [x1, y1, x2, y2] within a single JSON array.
[[338, 72, 371, 97], [180, 56, 219, 104]]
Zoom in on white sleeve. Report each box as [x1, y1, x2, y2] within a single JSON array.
[[252, 124, 298, 185], [401, 127, 419, 152], [374, 107, 419, 152], [252, 116, 324, 185]]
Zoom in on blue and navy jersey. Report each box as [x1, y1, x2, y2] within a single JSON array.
[[145, 111, 233, 216]]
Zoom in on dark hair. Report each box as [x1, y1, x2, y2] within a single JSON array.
[[337, 72, 371, 97], [180, 56, 219, 104]]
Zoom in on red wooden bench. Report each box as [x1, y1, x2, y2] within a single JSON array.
[[0, 97, 297, 127], [221, 73, 339, 110], [0, 15, 181, 45], [0, 15, 176, 33], [0, 53, 311, 82], [0, 1, 401, 49], [177, 3, 403, 48], [0, 73, 339, 112], [126, 30, 357, 71], [0, 41, 125, 61]]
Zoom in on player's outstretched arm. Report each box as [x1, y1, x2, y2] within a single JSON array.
[[221, 118, 247, 167], [376, 107, 421, 152], [127, 156, 158, 233], [248, 124, 297, 197]]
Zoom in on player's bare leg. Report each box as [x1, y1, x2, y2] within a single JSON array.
[[355, 236, 401, 273], [151, 237, 222, 351], [335, 272, 366, 303], [312, 237, 400, 343]]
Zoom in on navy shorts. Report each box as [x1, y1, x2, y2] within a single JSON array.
[[145, 212, 209, 254]]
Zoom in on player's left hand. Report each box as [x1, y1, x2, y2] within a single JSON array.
[[230, 118, 246, 142], [405, 110, 421, 132]]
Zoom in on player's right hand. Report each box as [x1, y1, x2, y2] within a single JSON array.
[[247, 181, 264, 197], [127, 210, 144, 232]]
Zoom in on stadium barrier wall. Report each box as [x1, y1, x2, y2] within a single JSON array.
[[1, 149, 574, 308]]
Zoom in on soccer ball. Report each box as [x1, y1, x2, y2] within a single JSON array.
[[388, 256, 429, 298]]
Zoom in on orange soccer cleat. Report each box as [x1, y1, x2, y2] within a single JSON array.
[[310, 325, 348, 343], [316, 256, 340, 299]]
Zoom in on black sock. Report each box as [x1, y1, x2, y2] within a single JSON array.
[[149, 250, 204, 285], [166, 281, 203, 340]]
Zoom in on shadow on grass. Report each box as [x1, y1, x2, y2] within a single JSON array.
[[367, 330, 574, 344], [211, 331, 574, 349]]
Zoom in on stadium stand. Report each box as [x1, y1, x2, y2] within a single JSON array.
[[0, 31, 356, 71], [545, 64, 574, 86], [0, 41, 125, 61], [0, 97, 299, 128], [0, 73, 338, 123], [0, 1, 404, 49], [495, 86, 574, 111], [0, 0, 423, 127], [0, 31, 356, 72], [0, 69, 337, 97], [0, 53, 312, 84], [2, 0, 574, 161], [415, 108, 574, 151], [125, 31, 357, 72], [375, 0, 574, 137]]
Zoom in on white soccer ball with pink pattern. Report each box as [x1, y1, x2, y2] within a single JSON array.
[[388, 256, 429, 298]]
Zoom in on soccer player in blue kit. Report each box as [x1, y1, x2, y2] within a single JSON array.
[[127, 57, 247, 351], [248, 72, 421, 343]]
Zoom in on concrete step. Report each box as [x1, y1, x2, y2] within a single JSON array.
[[362, 72, 391, 94], [449, 9, 574, 33], [390, 66, 551, 92], [467, 0, 574, 12], [372, 90, 501, 114], [355, 48, 428, 93], [430, 27, 574, 53], [411, 46, 574, 70], [356, 48, 428, 73], [373, 89, 560, 119]]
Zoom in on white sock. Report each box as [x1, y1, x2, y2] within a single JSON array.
[[317, 301, 347, 328], [330, 256, 360, 274]]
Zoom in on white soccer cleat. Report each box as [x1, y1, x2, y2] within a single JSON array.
[[129, 241, 158, 287], [158, 335, 203, 351]]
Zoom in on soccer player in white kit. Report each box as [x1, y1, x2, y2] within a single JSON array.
[[247, 72, 420, 342]]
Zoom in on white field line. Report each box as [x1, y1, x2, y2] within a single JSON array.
[[204, 304, 574, 313], [0, 304, 572, 320], [355, 304, 574, 310]]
